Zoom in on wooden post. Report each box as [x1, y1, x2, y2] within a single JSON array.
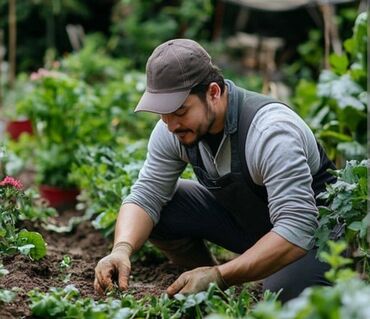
[[321, 4, 331, 69], [212, 0, 225, 41], [320, 3, 342, 69], [0, 30, 4, 108], [8, 0, 16, 89]]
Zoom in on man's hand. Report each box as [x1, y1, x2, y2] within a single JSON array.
[[166, 266, 228, 296], [94, 241, 133, 295]]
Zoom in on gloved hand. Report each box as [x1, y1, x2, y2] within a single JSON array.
[[166, 266, 228, 296], [94, 241, 133, 295]]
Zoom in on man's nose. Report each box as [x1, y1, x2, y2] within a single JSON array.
[[162, 114, 179, 133]]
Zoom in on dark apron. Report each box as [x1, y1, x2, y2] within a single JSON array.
[[185, 83, 336, 244]]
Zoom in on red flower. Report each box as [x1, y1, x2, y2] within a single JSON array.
[[0, 176, 23, 190]]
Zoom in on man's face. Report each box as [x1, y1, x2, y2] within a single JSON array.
[[160, 94, 216, 146]]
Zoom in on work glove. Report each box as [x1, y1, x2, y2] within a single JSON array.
[[94, 241, 133, 295], [166, 266, 228, 296]]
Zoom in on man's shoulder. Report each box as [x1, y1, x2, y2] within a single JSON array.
[[251, 102, 308, 136]]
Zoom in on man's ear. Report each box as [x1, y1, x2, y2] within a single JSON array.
[[208, 82, 221, 101]]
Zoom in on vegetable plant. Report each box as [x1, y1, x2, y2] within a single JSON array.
[[292, 12, 367, 163], [315, 160, 369, 276], [28, 283, 260, 318], [70, 142, 146, 237]]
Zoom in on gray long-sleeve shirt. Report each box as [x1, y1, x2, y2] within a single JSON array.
[[123, 102, 321, 250]]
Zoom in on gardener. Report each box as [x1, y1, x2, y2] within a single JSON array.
[[94, 39, 337, 302]]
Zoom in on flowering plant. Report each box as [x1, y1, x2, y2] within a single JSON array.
[[0, 176, 47, 260]]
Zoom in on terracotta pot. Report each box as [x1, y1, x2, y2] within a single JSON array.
[[6, 119, 33, 140], [39, 185, 79, 209]]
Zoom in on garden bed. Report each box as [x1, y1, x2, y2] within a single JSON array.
[[0, 210, 184, 318]]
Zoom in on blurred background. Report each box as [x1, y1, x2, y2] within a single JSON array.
[[0, 0, 367, 191], [0, 3, 368, 309]]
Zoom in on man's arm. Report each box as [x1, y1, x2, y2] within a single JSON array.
[[114, 203, 154, 251], [94, 203, 153, 294], [218, 231, 306, 285], [95, 120, 186, 295], [166, 231, 306, 296]]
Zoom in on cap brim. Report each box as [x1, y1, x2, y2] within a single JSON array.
[[134, 90, 190, 114]]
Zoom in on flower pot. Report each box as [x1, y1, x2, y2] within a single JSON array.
[[6, 119, 33, 140], [39, 185, 79, 210]]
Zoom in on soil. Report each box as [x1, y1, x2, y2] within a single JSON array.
[[0, 210, 185, 319]]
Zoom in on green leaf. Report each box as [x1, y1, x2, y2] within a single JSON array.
[[318, 130, 352, 142], [17, 230, 47, 260], [0, 288, 17, 304], [330, 54, 349, 75]]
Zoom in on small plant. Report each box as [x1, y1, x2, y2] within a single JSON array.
[[0, 176, 47, 260], [59, 255, 72, 283], [291, 12, 367, 162], [28, 283, 258, 318], [320, 241, 357, 283], [315, 160, 368, 276], [0, 264, 17, 304], [70, 142, 146, 237]]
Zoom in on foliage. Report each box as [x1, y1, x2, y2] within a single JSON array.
[[28, 283, 261, 318], [0, 176, 48, 260], [96, 73, 156, 141], [59, 255, 72, 283], [13, 67, 154, 188], [0, 73, 36, 119], [15, 72, 111, 187], [14, 73, 91, 186], [0, 0, 89, 72], [58, 33, 132, 85], [0, 264, 17, 304], [213, 243, 369, 319], [243, 278, 370, 319], [70, 142, 146, 237], [320, 241, 357, 283], [283, 29, 324, 86], [291, 12, 368, 162], [315, 160, 369, 276], [110, 0, 213, 68]]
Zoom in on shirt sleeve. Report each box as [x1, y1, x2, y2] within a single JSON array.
[[122, 120, 187, 224], [247, 109, 319, 250]]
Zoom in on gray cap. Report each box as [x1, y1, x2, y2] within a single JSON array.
[[134, 39, 212, 114]]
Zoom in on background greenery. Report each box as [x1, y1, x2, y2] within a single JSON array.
[[0, 1, 368, 317]]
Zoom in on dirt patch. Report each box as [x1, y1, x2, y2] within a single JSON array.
[[0, 210, 183, 319]]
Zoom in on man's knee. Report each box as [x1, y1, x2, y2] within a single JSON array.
[[149, 237, 218, 269]]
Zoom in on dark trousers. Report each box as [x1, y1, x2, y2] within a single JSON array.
[[150, 179, 330, 302]]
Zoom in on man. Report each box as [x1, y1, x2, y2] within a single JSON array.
[[94, 39, 336, 302]]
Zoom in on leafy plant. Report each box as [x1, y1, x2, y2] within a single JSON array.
[[15, 72, 110, 187], [28, 282, 259, 318], [96, 73, 156, 141], [14, 68, 155, 188], [59, 255, 72, 283], [70, 142, 146, 237], [291, 12, 368, 163], [0, 176, 47, 260], [0, 264, 17, 304], [59, 33, 132, 85], [110, 0, 213, 68], [320, 241, 357, 283], [315, 160, 369, 276]]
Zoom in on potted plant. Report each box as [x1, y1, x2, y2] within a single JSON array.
[[14, 70, 115, 209], [14, 71, 85, 209]]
